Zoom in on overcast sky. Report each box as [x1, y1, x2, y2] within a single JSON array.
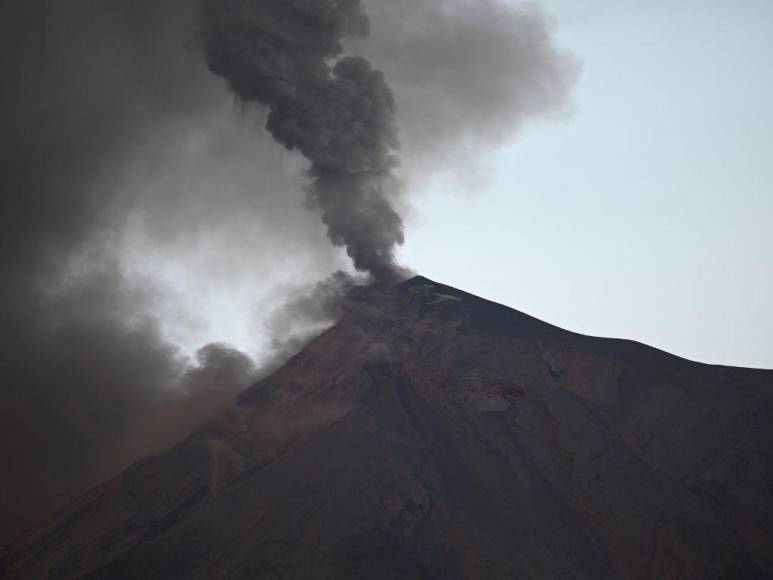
[[398, 0, 773, 368]]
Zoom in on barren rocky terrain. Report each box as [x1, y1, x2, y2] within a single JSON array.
[[3, 276, 772, 579]]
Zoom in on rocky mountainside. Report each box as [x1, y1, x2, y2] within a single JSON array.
[[2, 276, 773, 579]]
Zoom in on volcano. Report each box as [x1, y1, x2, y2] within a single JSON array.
[[2, 276, 772, 579]]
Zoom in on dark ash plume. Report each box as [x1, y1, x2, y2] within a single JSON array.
[[0, 0, 577, 549], [260, 270, 360, 373], [352, 0, 579, 179], [198, 0, 409, 284], [0, 0, 263, 545]]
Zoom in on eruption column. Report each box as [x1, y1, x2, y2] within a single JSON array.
[[199, 0, 408, 284]]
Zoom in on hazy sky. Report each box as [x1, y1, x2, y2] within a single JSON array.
[[115, 0, 772, 370], [399, 0, 773, 368]]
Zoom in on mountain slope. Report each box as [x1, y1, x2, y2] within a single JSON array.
[[3, 276, 773, 579]]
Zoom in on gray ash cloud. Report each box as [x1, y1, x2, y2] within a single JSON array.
[[352, 0, 579, 179], [198, 0, 409, 284], [0, 0, 576, 546], [0, 0, 257, 544]]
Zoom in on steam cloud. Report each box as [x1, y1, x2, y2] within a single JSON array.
[[198, 0, 408, 284], [0, 0, 576, 546]]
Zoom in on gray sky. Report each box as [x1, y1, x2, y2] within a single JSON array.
[[117, 0, 772, 369], [399, 0, 773, 368]]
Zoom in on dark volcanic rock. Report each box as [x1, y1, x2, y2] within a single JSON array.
[[2, 276, 773, 579]]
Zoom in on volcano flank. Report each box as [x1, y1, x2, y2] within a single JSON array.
[[2, 277, 773, 579]]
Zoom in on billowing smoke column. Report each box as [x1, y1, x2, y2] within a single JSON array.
[[199, 0, 408, 284], [0, 0, 576, 545]]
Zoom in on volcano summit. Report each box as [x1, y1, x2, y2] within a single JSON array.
[[2, 277, 772, 579]]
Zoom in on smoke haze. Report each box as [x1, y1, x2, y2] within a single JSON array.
[[0, 0, 266, 543], [0, 0, 575, 545], [353, 0, 578, 180]]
